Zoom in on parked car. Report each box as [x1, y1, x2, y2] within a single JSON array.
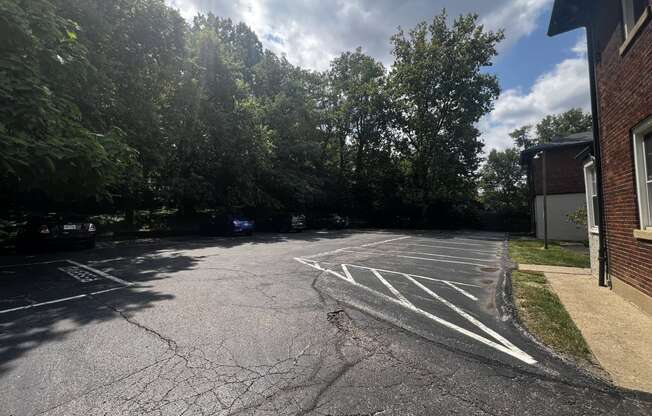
[[16, 213, 97, 251], [202, 213, 255, 236], [309, 213, 349, 230], [258, 213, 306, 233]]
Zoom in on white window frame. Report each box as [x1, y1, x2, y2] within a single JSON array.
[[632, 116, 652, 230], [621, 0, 650, 37], [583, 159, 600, 234], [622, 0, 639, 37]]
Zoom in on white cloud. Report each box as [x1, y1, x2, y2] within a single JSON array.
[[481, 0, 552, 52], [165, 0, 552, 71], [479, 36, 591, 151], [163, 0, 586, 153]]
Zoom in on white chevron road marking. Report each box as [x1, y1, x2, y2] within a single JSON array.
[[294, 258, 536, 365]]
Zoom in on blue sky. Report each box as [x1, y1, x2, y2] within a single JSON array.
[[166, 0, 592, 151], [489, 10, 582, 91]]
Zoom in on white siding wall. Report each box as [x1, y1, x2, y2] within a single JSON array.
[[534, 193, 588, 241]]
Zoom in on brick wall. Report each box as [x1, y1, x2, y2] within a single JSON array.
[[595, 0, 652, 298], [530, 146, 587, 195]]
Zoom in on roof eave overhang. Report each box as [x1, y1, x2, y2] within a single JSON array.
[[547, 0, 590, 36], [519, 139, 593, 165]]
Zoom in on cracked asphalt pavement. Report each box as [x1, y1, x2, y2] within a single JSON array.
[[1, 230, 651, 415]]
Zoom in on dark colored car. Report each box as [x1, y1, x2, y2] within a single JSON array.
[[16, 214, 97, 251], [202, 214, 255, 236], [258, 213, 306, 233], [309, 213, 349, 230]]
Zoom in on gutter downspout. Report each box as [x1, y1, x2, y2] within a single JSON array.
[[586, 25, 609, 287]]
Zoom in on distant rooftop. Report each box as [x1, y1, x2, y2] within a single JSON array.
[[520, 130, 593, 164]]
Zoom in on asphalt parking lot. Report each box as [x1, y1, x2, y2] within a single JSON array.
[[1, 230, 651, 415], [294, 233, 537, 365]]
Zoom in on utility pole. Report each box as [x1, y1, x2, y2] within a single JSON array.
[[542, 150, 548, 250]]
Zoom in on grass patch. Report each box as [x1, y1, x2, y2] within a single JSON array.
[[509, 239, 590, 268], [512, 271, 591, 360]]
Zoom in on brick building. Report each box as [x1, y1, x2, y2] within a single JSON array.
[[549, 0, 652, 315], [520, 132, 593, 241]]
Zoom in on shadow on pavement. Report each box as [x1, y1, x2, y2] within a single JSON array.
[[0, 229, 363, 376], [0, 253, 196, 376]]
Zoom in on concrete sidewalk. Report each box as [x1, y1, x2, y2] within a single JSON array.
[[519, 264, 652, 393]]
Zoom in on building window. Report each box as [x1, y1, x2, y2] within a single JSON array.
[[621, 0, 649, 37], [584, 161, 600, 233], [633, 117, 652, 230]]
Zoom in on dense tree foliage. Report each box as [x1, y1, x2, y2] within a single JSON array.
[[1, 1, 504, 226], [479, 108, 593, 229], [0, 0, 136, 205], [389, 13, 503, 222], [479, 148, 527, 214], [509, 108, 593, 150]]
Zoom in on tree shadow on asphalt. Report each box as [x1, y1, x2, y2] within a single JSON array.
[[0, 229, 364, 377], [0, 253, 196, 377], [0, 228, 503, 377]]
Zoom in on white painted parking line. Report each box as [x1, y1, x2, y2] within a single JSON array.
[[400, 274, 528, 357], [65, 260, 132, 286], [294, 258, 349, 281], [0, 286, 128, 315], [0, 259, 133, 315], [398, 255, 490, 268], [408, 239, 491, 248], [360, 236, 411, 247], [345, 264, 480, 288], [303, 236, 410, 259], [58, 266, 101, 283], [344, 264, 479, 301], [386, 243, 500, 255], [341, 248, 497, 264], [442, 281, 479, 301], [371, 269, 411, 305], [341, 264, 355, 283], [0, 259, 131, 286], [294, 258, 536, 365]]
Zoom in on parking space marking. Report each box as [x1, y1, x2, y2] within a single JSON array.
[[303, 235, 411, 259], [341, 264, 354, 282], [340, 248, 497, 263], [344, 264, 479, 300], [0, 259, 133, 315], [0, 287, 127, 315], [408, 239, 490, 248], [58, 266, 101, 283], [386, 243, 500, 255], [295, 257, 536, 365], [359, 236, 411, 247], [295, 258, 349, 281], [397, 255, 492, 268], [401, 273, 526, 355], [371, 269, 411, 305], [65, 260, 132, 286]]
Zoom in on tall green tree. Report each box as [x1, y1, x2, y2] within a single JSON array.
[[327, 48, 393, 214], [510, 108, 592, 149], [56, 0, 186, 217], [479, 148, 527, 213], [536, 108, 592, 143], [252, 53, 329, 212], [0, 0, 136, 206], [388, 12, 504, 220], [2, 1, 515, 229]]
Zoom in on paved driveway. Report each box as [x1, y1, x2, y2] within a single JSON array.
[[1, 230, 651, 415]]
